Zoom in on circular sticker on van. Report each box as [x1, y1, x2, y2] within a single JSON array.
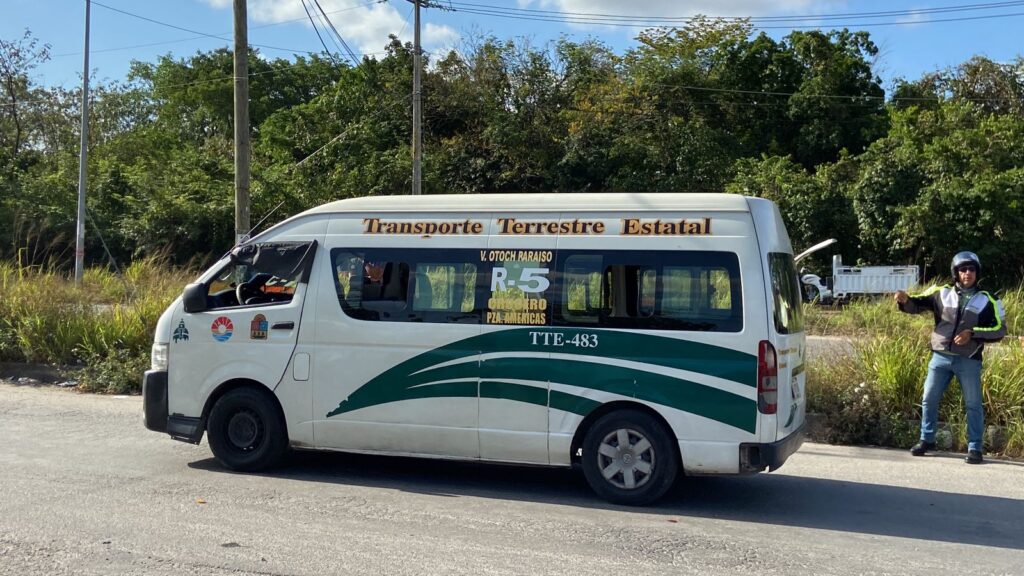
[[211, 316, 234, 342]]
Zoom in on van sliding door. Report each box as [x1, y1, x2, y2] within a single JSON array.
[[477, 213, 561, 464]]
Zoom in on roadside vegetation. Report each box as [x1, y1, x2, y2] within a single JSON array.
[[0, 259, 192, 393], [805, 287, 1024, 458]]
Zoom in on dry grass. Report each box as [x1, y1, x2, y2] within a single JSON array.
[[0, 258, 193, 393]]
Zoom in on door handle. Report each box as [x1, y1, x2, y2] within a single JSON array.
[[271, 321, 295, 330]]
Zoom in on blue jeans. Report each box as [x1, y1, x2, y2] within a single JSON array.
[[920, 352, 984, 452]]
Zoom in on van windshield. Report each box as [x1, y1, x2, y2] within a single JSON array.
[[768, 252, 804, 334]]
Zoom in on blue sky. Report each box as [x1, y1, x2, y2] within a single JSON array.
[[5, 0, 1024, 91]]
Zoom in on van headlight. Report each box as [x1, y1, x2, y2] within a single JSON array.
[[151, 343, 169, 371]]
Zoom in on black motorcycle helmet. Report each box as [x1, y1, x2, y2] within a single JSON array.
[[950, 251, 981, 281]]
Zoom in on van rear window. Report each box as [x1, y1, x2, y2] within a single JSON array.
[[768, 252, 804, 334]]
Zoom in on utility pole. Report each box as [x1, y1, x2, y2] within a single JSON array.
[[233, 0, 250, 243], [411, 0, 422, 195], [74, 0, 90, 284]]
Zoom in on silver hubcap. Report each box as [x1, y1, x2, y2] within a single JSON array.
[[597, 428, 655, 490]]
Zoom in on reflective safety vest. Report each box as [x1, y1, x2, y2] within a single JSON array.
[[899, 285, 1007, 359]]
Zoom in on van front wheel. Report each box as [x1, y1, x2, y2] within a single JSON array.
[[207, 388, 288, 471], [581, 410, 678, 505]]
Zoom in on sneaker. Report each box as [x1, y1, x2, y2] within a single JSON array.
[[910, 441, 936, 456], [965, 450, 983, 464]]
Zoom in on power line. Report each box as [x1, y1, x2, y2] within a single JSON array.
[[309, 2, 349, 61], [311, 0, 362, 66], [12, 62, 346, 108], [300, 0, 337, 62], [446, 2, 1024, 29], [53, 1, 384, 58], [397, 3, 416, 39], [90, 1, 317, 55], [447, 0, 1024, 24], [12, 70, 1020, 109], [53, 35, 213, 58]]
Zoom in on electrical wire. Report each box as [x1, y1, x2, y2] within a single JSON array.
[[300, 0, 339, 62], [90, 1, 317, 55], [311, 0, 362, 65], [397, 3, 416, 40], [53, 1, 384, 58], [13, 69, 334, 111], [309, 1, 348, 59], [446, 2, 1024, 29], [12, 69, 1020, 109], [446, 0, 1024, 24]]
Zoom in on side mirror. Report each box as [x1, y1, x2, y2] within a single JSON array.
[[182, 282, 209, 313]]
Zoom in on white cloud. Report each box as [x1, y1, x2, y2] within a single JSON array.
[[199, 0, 460, 59], [424, 23, 461, 58]]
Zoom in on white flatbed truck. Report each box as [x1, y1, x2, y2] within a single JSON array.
[[796, 239, 919, 304]]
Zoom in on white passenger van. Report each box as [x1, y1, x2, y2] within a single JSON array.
[[143, 193, 806, 505]]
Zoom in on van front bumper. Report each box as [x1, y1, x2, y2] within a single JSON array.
[[142, 369, 203, 444], [738, 423, 805, 473], [142, 369, 168, 433]]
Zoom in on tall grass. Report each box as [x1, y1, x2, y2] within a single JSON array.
[[0, 258, 193, 392], [807, 289, 1024, 458]]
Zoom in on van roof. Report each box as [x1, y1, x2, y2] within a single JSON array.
[[301, 193, 751, 215]]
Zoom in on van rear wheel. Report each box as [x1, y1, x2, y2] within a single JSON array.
[[207, 388, 288, 471], [581, 410, 678, 505]]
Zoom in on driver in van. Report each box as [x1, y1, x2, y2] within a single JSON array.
[[894, 251, 1007, 464]]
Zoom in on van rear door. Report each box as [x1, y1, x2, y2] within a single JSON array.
[[767, 252, 807, 441]]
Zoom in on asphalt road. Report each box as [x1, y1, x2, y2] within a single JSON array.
[[1, 382, 1022, 576]]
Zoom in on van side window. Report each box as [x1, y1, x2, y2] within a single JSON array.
[[413, 263, 478, 313], [329, 248, 740, 332], [563, 255, 603, 323], [555, 251, 743, 332], [206, 242, 314, 309], [331, 248, 481, 323]]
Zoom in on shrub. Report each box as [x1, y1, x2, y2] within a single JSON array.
[[76, 348, 150, 394], [807, 350, 918, 447], [0, 258, 191, 368], [807, 328, 1024, 457]]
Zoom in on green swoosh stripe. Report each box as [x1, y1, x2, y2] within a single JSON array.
[[326, 328, 758, 432], [496, 357, 752, 432], [550, 390, 603, 416], [480, 380, 548, 406], [476, 328, 756, 386], [478, 381, 605, 418]]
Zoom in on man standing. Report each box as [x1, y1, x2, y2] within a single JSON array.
[[894, 251, 1007, 464]]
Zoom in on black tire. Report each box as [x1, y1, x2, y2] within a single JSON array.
[[207, 388, 288, 471], [802, 284, 819, 304], [581, 409, 679, 506]]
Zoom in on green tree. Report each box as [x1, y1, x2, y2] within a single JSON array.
[[0, 29, 51, 158], [784, 29, 887, 168], [916, 56, 1024, 115], [727, 155, 857, 267]]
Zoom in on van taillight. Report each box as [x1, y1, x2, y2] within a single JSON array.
[[758, 340, 778, 414]]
